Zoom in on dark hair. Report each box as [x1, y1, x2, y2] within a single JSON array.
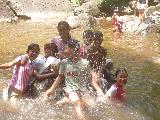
[[27, 43, 40, 53], [57, 21, 70, 29], [93, 31, 103, 38], [115, 68, 128, 78], [83, 30, 93, 37], [68, 39, 80, 52], [44, 43, 58, 53]]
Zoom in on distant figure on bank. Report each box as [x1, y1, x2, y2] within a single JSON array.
[[106, 68, 128, 102], [137, 0, 148, 24], [1, 43, 40, 101], [111, 9, 123, 33]]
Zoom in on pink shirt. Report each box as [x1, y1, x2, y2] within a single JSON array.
[[51, 36, 68, 52], [9, 55, 33, 92]]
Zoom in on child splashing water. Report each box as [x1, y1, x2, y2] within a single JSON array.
[[87, 31, 107, 99], [44, 39, 104, 120], [0, 43, 40, 102]]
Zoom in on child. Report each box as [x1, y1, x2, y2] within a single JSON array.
[[80, 29, 93, 58], [1, 43, 40, 100], [111, 10, 123, 33], [31, 43, 61, 97], [87, 31, 107, 99], [101, 59, 116, 93], [106, 68, 128, 102], [137, 0, 148, 24], [44, 39, 92, 120], [51, 21, 75, 59]]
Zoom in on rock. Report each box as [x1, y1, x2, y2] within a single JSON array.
[[78, 13, 97, 28], [0, 1, 15, 22], [74, 1, 100, 16], [66, 13, 97, 29]]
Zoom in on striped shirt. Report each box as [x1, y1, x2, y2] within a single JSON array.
[[9, 55, 33, 92], [51, 36, 68, 52]]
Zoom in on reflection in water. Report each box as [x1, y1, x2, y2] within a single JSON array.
[[0, 20, 159, 120]]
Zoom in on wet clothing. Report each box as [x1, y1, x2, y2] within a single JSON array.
[[87, 46, 107, 71], [59, 58, 90, 93], [51, 36, 73, 52], [9, 55, 33, 93], [79, 43, 89, 59], [112, 15, 123, 33], [106, 83, 125, 101], [31, 55, 60, 96], [101, 69, 116, 92]]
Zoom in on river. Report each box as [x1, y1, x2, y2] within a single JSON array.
[[0, 18, 160, 120]]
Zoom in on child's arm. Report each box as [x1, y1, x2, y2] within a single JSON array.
[[35, 63, 60, 80], [35, 71, 58, 80], [44, 74, 64, 100], [106, 85, 117, 99], [0, 59, 19, 69], [91, 71, 105, 97]]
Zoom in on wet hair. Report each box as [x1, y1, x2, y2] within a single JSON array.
[[27, 43, 40, 53], [105, 59, 113, 69], [44, 43, 58, 53], [83, 30, 93, 38], [68, 39, 80, 52], [57, 21, 70, 29], [115, 68, 128, 78], [93, 31, 103, 39]]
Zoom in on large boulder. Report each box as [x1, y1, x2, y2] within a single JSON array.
[[66, 13, 97, 29], [73, 1, 100, 16], [0, 0, 73, 22], [0, 1, 15, 22]]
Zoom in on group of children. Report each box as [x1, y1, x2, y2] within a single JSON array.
[[0, 21, 128, 120]]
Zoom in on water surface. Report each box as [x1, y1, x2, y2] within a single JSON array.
[[0, 20, 159, 120]]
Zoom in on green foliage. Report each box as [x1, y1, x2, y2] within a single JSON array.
[[99, 0, 130, 16]]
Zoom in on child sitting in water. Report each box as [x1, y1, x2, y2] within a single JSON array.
[[0, 43, 40, 100], [80, 29, 93, 59], [51, 21, 75, 60], [106, 68, 128, 102], [87, 31, 107, 98], [101, 59, 116, 93], [31, 43, 60, 97], [44, 39, 91, 120]]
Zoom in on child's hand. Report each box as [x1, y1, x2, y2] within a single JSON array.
[[21, 55, 29, 65], [44, 88, 53, 101]]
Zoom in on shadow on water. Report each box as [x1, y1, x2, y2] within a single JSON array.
[[0, 19, 159, 119]]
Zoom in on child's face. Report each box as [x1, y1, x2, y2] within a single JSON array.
[[57, 25, 70, 41], [28, 47, 39, 60], [44, 47, 52, 57], [83, 33, 93, 46], [93, 35, 103, 47], [116, 73, 128, 85]]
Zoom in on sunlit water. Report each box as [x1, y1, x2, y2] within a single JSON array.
[[0, 18, 159, 120]]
